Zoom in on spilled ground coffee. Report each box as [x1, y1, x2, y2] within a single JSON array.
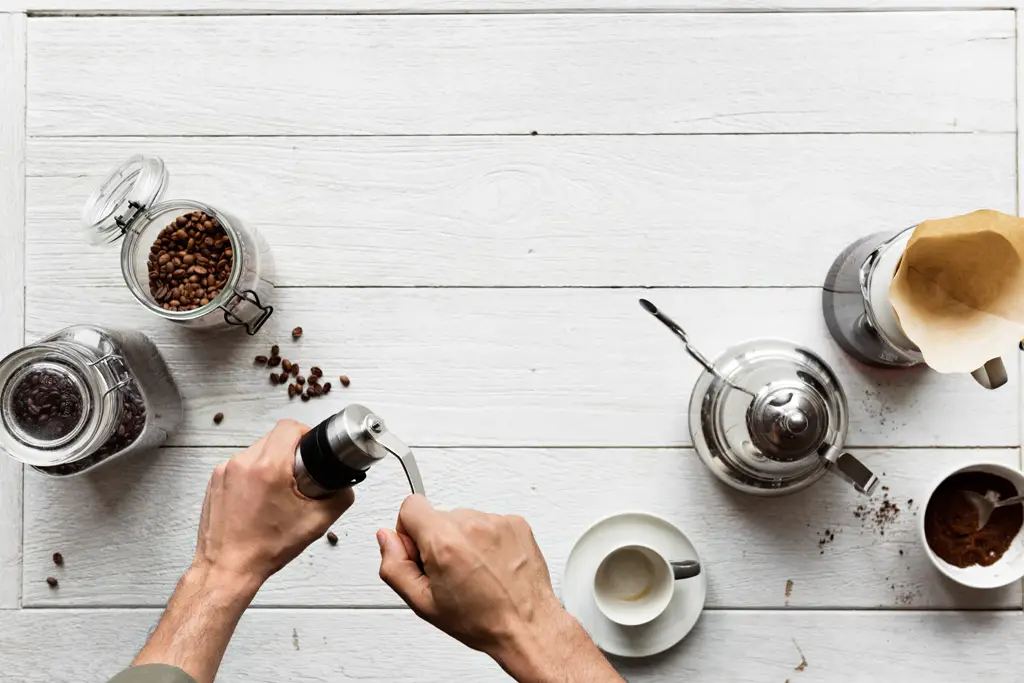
[[925, 471, 1023, 568]]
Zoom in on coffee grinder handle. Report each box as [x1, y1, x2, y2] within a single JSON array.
[[370, 429, 427, 497]]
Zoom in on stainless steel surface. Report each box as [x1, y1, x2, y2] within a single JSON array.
[[670, 560, 701, 580], [689, 339, 878, 497], [971, 358, 1009, 390], [369, 424, 427, 497], [293, 404, 426, 499], [963, 490, 1024, 531], [639, 298, 755, 397]]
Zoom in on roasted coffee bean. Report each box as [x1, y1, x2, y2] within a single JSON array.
[[254, 355, 268, 364], [278, 372, 291, 384], [310, 366, 323, 378], [296, 376, 305, 386], [270, 345, 280, 357], [312, 384, 324, 397], [148, 210, 233, 312], [326, 531, 338, 546], [339, 375, 351, 388], [307, 375, 319, 386], [9, 367, 84, 442], [267, 356, 281, 368], [292, 327, 303, 339], [46, 577, 58, 588], [323, 382, 332, 394], [288, 384, 298, 399], [52, 552, 64, 566], [290, 364, 300, 377], [270, 373, 280, 385], [281, 359, 293, 372], [213, 412, 224, 425], [301, 393, 310, 402]]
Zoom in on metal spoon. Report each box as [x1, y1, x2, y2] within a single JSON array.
[[962, 490, 1024, 531], [638, 298, 755, 397]]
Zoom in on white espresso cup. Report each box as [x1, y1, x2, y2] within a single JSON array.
[[592, 543, 701, 626]]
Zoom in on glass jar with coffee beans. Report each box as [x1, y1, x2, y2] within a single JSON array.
[[0, 326, 183, 476], [81, 155, 275, 334]]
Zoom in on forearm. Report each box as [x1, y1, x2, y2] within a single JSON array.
[[132, 567, 260, 683], [493, 607, 625, 683]]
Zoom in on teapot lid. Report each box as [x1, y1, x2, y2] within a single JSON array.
[[689, 339, 848, 495]]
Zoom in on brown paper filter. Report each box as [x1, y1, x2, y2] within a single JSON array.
[[889, 210, 1024, 373]]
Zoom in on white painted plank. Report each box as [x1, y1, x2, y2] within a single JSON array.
[[2, 609, 1023, 682], [10, 0, 1015, 12], [22, 445, 1022, 608], [24, 287, 1021, 448], [25, 134, 1017, 288], [0, 11, 26, 611], [26, 12, 1015, 136]]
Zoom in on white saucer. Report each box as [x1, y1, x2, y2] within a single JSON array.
[[561, 511, 707, 658]]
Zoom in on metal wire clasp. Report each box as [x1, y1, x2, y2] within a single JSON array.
[[221, 288, 274, 335]]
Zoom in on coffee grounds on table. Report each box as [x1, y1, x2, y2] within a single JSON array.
[[924, 471, 1023, 568]]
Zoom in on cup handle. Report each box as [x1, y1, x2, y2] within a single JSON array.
[[971, 357, 1008, 390], [671, 560, 701, 580]]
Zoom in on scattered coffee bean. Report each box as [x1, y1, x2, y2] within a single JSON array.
[[254, 355, 268, 364], [292, 327, 303, 340], [310, 366, 323, 379], [323, 382, 331, 394], [267, 356, 281, 368], [270, 373, 281, 385], [312, 384, 324, 397], [213, 412, 224, 425], [339, 375, 351, 388], [277, 372, 290, 384], [46, 577, 58, 588], [281, 359, 293, 372], [301, 393, 310, 402], [52, 552, 64, 567], [147, 211, 233, 312], [296, 376, 306, 386], [326, 531, 338, 545], [307, 375, 319, 386], [290, 364, 300, 377], [270, 345, 280, 357], [288, 384, 298, 399]]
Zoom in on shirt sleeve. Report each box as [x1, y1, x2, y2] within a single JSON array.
[[107, 664, 198, 683]]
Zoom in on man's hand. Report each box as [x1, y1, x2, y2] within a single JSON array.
[[192, 419, 355, 589], [128, 420, 354, 683], [377, 496, 624, 683]]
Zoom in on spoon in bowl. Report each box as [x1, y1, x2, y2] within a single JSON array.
[[962, 490, 1024, 531]]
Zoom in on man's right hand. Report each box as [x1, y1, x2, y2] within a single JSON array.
[[377, 496, 624, 683]]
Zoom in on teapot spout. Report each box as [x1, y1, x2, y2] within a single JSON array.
[[822, 447, 879, 496]]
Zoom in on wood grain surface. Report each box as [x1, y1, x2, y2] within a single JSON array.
[[2, 608, 1023, 682], [24, 287, 1022, 448], [21, 446, 1022, 609], [25, 134, 1016, 288], [0, 12, 26, 611], [27, 12, 1015, 136]]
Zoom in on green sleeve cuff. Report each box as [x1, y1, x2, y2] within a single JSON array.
[[108, 664, 198, 683]]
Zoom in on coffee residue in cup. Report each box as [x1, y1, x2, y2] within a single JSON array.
[[924, 471, 1023, 568]]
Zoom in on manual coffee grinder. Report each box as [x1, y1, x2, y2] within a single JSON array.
[[293, 404, 426, 499]]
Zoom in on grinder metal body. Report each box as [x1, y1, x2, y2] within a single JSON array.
[[293, 404, 426, 499]]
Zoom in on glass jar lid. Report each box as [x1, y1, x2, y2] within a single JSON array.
[[81, 155, 168, 246], [689, 339, 849, 495]]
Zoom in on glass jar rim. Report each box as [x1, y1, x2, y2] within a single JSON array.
[[0, 343, 117, 467], [120, 199, 243, 321]]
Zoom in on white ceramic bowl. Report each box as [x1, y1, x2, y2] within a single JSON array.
[[919, 461, 1024, 589]]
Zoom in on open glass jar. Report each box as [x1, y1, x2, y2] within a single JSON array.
[[83, 155, 275, 334], [0, 326, 183, 476]]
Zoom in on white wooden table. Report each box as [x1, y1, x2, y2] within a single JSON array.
[[1, 2, 1023, 681]]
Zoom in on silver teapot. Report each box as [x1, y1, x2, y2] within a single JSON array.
[[641, 300, 879, 497]]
